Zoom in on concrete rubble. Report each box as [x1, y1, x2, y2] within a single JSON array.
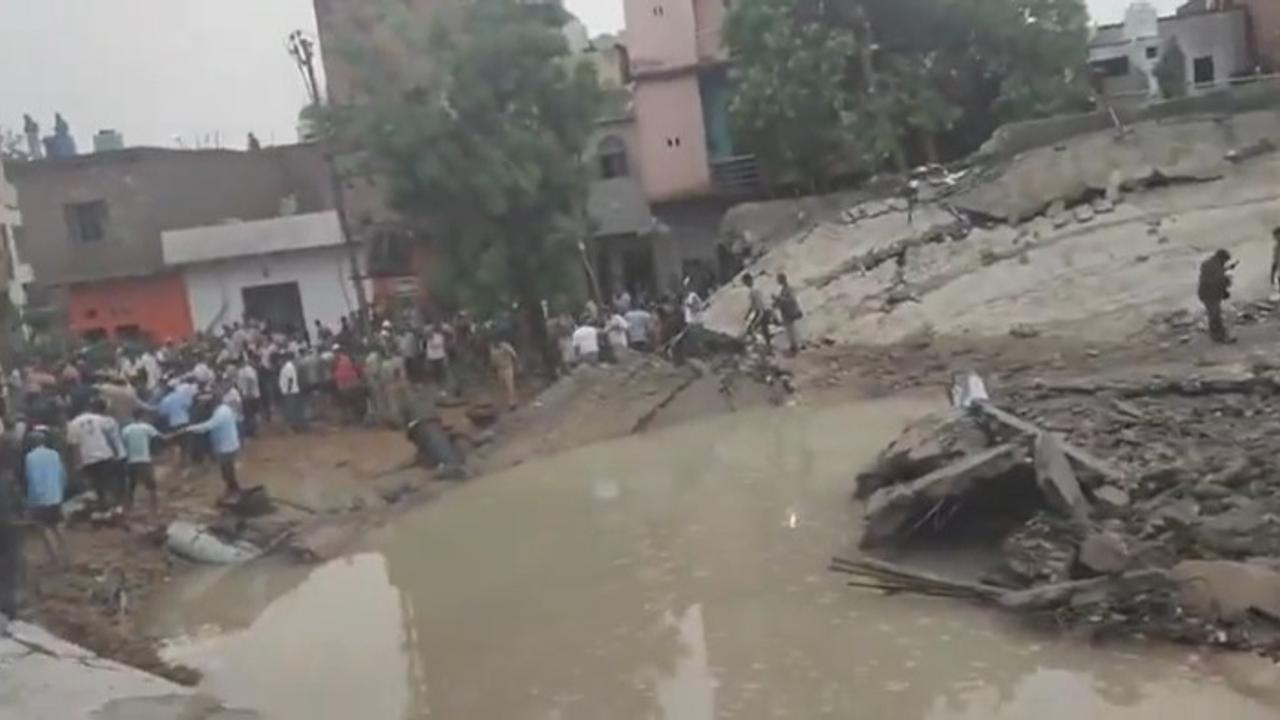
[[840, 364, 1280, 659], [703, 109, 1280, 348]]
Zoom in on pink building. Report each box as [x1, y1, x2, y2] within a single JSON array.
[[624, 0, 754, 203]]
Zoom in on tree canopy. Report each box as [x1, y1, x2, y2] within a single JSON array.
[[338, 0, 601, 361], [724, 0, 1094, 187]]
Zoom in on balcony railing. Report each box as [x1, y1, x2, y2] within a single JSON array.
[[710, 154, 761, 195]]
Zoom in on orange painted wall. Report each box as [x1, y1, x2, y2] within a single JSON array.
[[68, 273, 194, 342]]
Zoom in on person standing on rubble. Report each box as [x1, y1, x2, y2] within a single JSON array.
[[742, 274, 772, 349], [1198, 249, 1236, 344], [1269, 228, 1280, 291], [774, 273, 803, 356]]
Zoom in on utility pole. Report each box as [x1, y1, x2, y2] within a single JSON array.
[[287, 30, 371, 330]]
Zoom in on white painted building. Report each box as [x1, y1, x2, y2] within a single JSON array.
[[162, 210, 368, 334], [1089, 2, 1253, 99], [0, 156, 34, 315]]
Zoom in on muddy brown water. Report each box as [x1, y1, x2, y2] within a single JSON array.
[[144, 398, 1279, 719]]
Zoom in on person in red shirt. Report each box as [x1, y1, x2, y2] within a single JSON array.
[[331, 346, 364, 423]]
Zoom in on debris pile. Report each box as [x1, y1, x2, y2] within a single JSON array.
[[702, 109, 1280, 348], [841, 369, 1280, 658]]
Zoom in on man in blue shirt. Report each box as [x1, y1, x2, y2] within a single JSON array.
[[121, 408, 163, 515], [185, 400, 242, 497], [159, 380, 197, 466], [158, 380, 195, 430], [24, 430, 68, 568]]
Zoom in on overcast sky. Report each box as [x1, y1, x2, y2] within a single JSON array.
[[0, 0, 1181, 152]]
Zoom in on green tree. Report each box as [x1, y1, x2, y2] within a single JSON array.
[[340, 0, 601, 368], [723, 0, 862, 189], [1154, 38, 1188, 99], [724, 0, 1093, 185]]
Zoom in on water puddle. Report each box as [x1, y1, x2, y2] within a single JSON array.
[[145, 397, 1278, 719]]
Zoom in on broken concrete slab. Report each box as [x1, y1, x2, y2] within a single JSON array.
[[1034, 432, 1089, 522], [1170, 560, 1280, 622], [1078, 531, 1131, 575], [1093, 485, 1131, 515], [951, 114, 1280, 223], [0, 620, 248, 720], [861, 442, 1027, 546], [974, 403, 1126, 485], [1195, 503, 1274, 555], [854, 410, 989, 498]]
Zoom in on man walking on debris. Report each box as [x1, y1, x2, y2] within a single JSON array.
[[774, 273, 803, 356], [1270, 228, 1280, 292], [742, 274, 771, 348], [1198, 249, 1236, 344]]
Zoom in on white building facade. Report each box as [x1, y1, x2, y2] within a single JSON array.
[[0, 156, 33, 313], [162, 211, 368, 335], [1089, 2, 1253, 100]]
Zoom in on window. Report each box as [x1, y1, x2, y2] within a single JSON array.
[[1092, 56, 1129, 78], [1193, 56, 1215, 84], [65, 200, 109, 242], [597, 136, 628, 179], [1145, 46, 1158, 59]]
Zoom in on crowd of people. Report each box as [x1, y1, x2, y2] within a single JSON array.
[[0, 310, 535, 579], [0, 273, 805, 609], [550, 272, 804, 370]]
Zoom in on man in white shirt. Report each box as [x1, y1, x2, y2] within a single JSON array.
[[236, 360, 261, 436], [683, 282, 705, 326], [425, 324, 449, 387], [67, 398, 125, 514], [571, 319, 600, 365], [139, 350, 161, 392], [683, 282, 706, 357], [278, 353, 305, 431], [606, 312, 629, 355]]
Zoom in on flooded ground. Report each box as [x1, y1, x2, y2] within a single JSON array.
[[145, 398, 1279, 719]]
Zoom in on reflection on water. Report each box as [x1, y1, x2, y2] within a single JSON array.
[[148, 398, 1279, 719]]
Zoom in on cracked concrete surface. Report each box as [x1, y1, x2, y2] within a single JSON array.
[[0, 618, 257, 720], [704, 111, 1280, 348], [953, 110, 1280, 222]]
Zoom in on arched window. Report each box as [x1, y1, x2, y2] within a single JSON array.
[[597, 135, 629, 179]]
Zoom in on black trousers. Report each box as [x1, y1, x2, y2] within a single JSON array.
[[1202, 296, 1228, 342], [217, 452, 241, 494], [84, 459, 123, 510]]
